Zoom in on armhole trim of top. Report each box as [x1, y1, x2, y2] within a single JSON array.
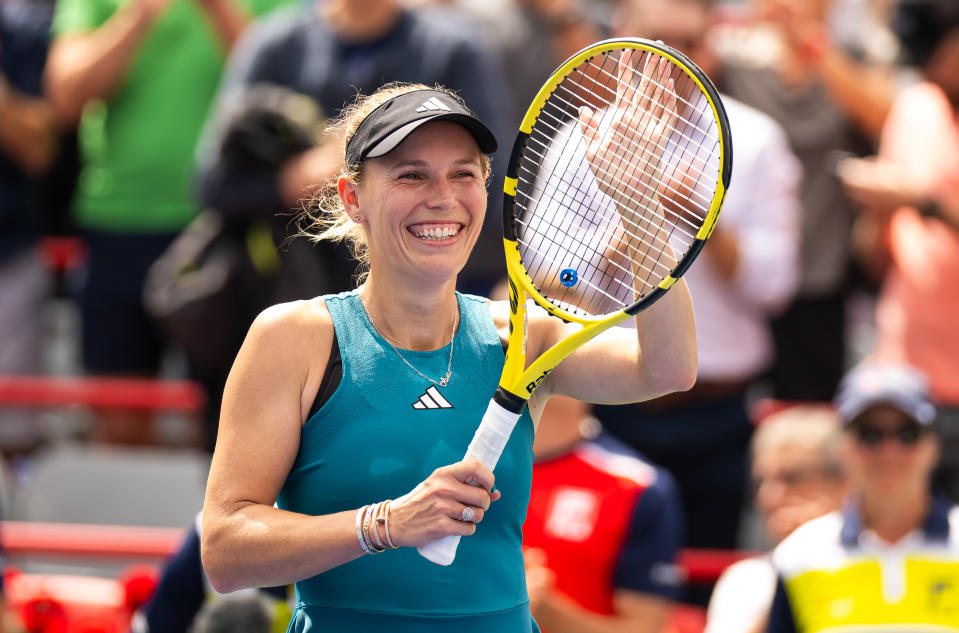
[[307, 335, 341, 421]]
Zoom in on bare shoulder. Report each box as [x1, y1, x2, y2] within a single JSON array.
[[237, 297, 336, 419], [249, 297, 334, 350]]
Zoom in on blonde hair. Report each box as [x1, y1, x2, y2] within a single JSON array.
[[295, 82, 491, 282], [752, 406, 845, 478]]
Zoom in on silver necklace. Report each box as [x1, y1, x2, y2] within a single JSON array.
[[361, 298, 458, 388]]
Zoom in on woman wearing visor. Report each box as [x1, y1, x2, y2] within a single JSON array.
[[200, 83, 697, 632]]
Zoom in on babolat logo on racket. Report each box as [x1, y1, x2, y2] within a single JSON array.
[[526, 369, 551, 394]]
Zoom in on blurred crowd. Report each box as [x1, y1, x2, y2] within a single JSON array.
[[1, 0, 959, 630]]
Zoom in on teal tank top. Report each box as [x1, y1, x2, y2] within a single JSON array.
[[278, 290, 538, 632]]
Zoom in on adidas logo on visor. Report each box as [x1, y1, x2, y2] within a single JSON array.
[[412, 386, 453, 409], [416, 97, 452, 113]]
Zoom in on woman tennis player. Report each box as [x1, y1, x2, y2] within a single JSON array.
[[201, 81, 696, 631]]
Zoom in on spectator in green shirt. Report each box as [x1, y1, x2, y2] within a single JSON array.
[[44, 0, 288, 444]]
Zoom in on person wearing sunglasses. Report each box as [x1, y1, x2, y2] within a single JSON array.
[[766, 362, 959, 633]]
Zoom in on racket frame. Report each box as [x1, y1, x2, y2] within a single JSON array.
[[497, 37, 732, 409]]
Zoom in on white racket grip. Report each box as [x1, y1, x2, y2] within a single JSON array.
[[417, 399, 523, 565]]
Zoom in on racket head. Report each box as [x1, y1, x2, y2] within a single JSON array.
[[502, 38, 732, 325]]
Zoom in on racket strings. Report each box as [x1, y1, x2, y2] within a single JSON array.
[[514, 148, 703, 281], [536, 51, 688, 297], [580, 58, 717, 137], [518, 233, 670, 302], [527, 109, 711, 230], [552, 63, 719, 175], [524, 116, 712, 216], [513, 190, 679, 275], [552, 68, 708, 253], [522, 72, 676, 312], [514, 47, 722, 318], [514, 211, 676, 281], [523, 69, 717, 242], [516, 144, 703, 238], [540, 70, 719, 210]]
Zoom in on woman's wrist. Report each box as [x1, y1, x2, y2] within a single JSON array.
[[355, 500, 398, 554]]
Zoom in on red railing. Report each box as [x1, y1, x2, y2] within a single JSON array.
[[1, 520, 754, 582], [0, 375, 205, 412], [2, 521, 184, 560]]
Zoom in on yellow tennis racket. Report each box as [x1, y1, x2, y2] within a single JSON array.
[[419, 37, 732, 565]]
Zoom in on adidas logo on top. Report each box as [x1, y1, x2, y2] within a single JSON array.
[[416, 97, 452, 113], [412, 386, 453, 409]]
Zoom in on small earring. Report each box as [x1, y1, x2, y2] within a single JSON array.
[[354, 215, 361, 221]]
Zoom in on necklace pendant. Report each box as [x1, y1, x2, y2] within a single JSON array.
[[439, 372, 451, 388]]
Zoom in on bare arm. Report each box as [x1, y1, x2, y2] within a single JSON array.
[[850, 209, 893, 284], [838, 155, 959, 279], [763, 0, 895, 140], [194, 0, 251, 51], [703, 226, 740, 280], [44, 0, 170, 125], [813, 45, 895, 140], [202, 301, 500, 592], [0, 75, 58, 176], [201, 301, 360, 592], [277, 133, 344, 209], [44, 0, 247, 126]]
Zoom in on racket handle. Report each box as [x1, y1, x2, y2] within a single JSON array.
[[417, 399, 523, 565]]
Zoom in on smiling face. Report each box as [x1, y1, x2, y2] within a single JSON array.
[[341, 121, 489, 286]]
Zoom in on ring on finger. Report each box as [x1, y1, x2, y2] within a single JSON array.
[[461, 506, 476, 522]]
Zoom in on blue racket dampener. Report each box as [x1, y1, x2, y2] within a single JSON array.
[[560, 268, 578, 287]]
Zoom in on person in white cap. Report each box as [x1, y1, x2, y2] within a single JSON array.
[[766, 361, 959, 632]]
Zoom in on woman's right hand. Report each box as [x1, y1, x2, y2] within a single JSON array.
[[579, 50, 676, 208], [386, 459, 501, 547]]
